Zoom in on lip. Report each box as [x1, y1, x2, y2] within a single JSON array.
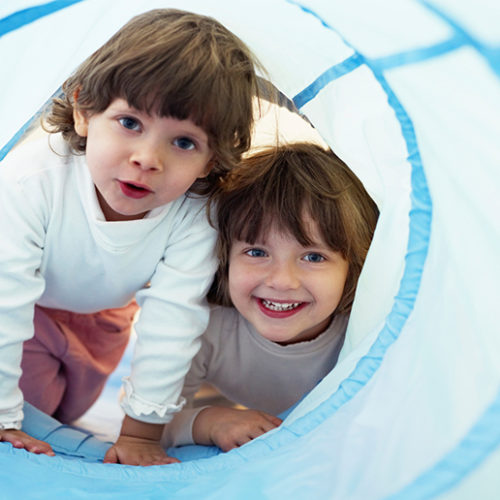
[[118, 180, 153, 199], [255, 297, 307, 319]]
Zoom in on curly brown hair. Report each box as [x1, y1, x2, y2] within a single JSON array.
[[208, 142, 379, 314], [43, 8, 263, 196]]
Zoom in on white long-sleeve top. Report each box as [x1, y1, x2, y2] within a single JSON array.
[[163, 306, 348, 446], [0, 133, 217, 429]]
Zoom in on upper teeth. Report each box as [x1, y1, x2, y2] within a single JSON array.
[[262, 299, 301, 311]]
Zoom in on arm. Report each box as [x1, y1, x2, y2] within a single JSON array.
[[0, 148, 49, 451], [118, 199, 218, 453], [161, 325, 213, 448], [103, 415, 178, 465], [192, 406, 282, 452]]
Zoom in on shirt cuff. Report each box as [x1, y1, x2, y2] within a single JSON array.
[[0, 404, 23, 430], [161, 406, 207, 447], [120, 377, 186, 424]]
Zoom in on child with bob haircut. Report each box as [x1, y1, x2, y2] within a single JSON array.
[[0, 8, 261, 465], [162, 142, 379, 451]]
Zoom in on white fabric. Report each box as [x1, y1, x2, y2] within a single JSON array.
[[0, 1, 499, 498], [163, 306, 347, 446], [0, 132, 217, 427]]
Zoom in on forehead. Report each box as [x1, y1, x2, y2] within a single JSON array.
[[254, 216, 327, 247]]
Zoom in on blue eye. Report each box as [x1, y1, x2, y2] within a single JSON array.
[[119, 117, 140, 131], [304, 253, 325, 263], [174, 137, 195, 151], [245, 248, 267, 258]]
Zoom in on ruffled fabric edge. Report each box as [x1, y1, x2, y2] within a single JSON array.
[[119, 377, 186, 424]]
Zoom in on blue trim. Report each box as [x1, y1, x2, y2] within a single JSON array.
[[285, 0, 334, 30], [370, 33, 465, 71], [0, 88, 60, 162], [0, 113, 39, 162], [292, 30, 465, 110], [283, 64, 432, 440], [418, 0, 500, 78], [203, 0, 430, 463], [293, 54, 363, 108], [292, 33, 466, 109], [285, 1, 500, 496], [0, 0, 85, 39], [386, 387, 500, 500], [0, 0, 497, 495]]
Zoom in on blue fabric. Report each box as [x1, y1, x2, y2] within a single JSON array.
[[0, 1, 498, 497], [418, 0, 500, 77], [387, 386, 500, 499], [0, 0, 85, 38], [286, 1, 500, 495], [23, 403, 112, 461], [285, 0, 433, 452], [292, 54, 363, 108]]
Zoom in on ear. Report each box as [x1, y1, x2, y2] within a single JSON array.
[[72, 91, 89, 137], [198, 156, 216, 178]]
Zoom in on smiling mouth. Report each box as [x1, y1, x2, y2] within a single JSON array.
[[261, 299, 303, 312]]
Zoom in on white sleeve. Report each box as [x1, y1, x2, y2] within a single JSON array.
[[0, 165, 46, 429], [120, 200, 217, 424]]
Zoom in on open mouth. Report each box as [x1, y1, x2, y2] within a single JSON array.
[[118, 180, 152, 199]]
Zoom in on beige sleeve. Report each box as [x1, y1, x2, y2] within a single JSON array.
[[161, 405, 208, 447]]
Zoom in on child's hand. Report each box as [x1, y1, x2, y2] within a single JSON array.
[[193, 407, 282, 452], [103, 414, 179, 466], [103, 435, 179, 466], [0, 428, 55, 456]]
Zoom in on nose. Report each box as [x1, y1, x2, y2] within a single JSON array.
[[129, 139, 164, 172], [264, 259, 300, 291]]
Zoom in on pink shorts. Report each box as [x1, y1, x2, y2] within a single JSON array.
[[19, 301, 139, 424]]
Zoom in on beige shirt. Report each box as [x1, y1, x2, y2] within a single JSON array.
[[164, 305, 348, 446]]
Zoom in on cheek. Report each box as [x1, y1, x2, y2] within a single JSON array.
[[84, 133, 106, 169], [315, 271, 348, 308], [228, 263, 255, 301]]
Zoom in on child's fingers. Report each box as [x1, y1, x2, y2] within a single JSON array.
[[0, 429, 55, 456], [103, 447, 119, 464], [27, 441, 56, 456], [235, 435, 252, 448], [140, 451, 180, 466], [155, 455, 180, 465], [262, 413, 282, 427]]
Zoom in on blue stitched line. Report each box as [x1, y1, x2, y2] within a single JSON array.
[[0, 0, 85, 38], [418, 0, 500, 77], [264, 1, 500, 495], [292, 33, 465, 109], [282, 64, 431, 440], [370, 33, 465, 71], [0, 1, 497, 493], [0, 114, 39, 162], [224, 1, 432, 462], [0, 88, 61, 162], [386, 386, 500, 500], [293, 54, 363, 108]]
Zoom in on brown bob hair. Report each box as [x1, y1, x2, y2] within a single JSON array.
[[43, 8, 262, 196], [208, 142, 379, 314]]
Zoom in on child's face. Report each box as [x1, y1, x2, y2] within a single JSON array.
[[73, 98, 213, 221], [228, 221, 349, 345]]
